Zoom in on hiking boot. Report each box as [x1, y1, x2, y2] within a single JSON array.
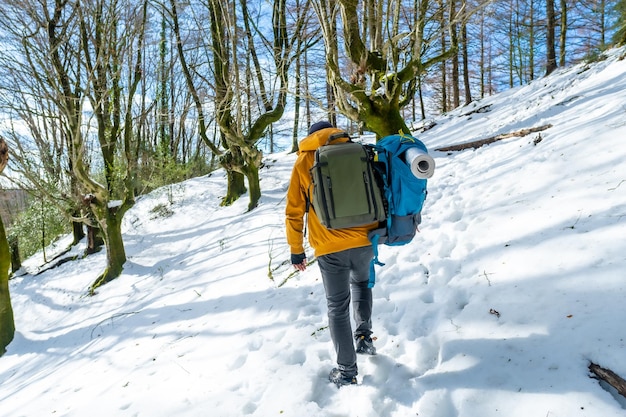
[[355, 335, 376, 355], [328, 368, 357, 387]]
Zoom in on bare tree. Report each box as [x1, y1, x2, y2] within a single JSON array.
[[169, 0, 222, 158], [204, 0, 309, 210], [0, 0, 150, 293], [311, 0, 471, 137]]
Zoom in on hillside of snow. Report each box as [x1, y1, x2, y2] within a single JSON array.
[[1, 47, 626, 417]]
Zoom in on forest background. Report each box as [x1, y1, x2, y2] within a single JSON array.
[[0, 0, 623, 298]]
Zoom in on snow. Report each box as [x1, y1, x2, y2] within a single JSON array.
[[2, 46, 626, 417]]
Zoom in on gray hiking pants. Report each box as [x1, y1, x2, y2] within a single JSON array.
[[318, 245, 373, 378]]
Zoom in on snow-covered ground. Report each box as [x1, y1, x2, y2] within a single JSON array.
[[2, 46, 626, 417]]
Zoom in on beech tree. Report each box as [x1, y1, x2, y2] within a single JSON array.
[[204, 0, 310, 210], [0, 0, 150, 293], [311, 0, 475, 137]]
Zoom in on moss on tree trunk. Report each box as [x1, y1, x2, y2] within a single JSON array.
[[0, 138, 14, 355], [89, 209, 127, 295], [242, 163, 261, 211], [0, 215, 15, 356], [221, 170, 247, 207], [360, 101, 412, 138]]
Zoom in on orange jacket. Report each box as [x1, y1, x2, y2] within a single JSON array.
[[285, 127, 378, 257]]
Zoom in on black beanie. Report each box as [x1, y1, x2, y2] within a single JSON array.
[[308, 121, 334, 135]]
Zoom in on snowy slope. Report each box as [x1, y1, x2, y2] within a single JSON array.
[[1, 47, 626, 417]]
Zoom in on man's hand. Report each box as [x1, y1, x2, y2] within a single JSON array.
[[291, 253, 307, 271]]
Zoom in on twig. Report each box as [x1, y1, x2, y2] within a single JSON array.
[[278, 258, 317, 287], [608, 180, 625, 191], [482, 270, 493, 286], [90, 312, 139, 339], [563, 212, 582, 230]]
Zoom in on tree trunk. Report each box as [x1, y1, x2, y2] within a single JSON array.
[[304, 46, 312, 129], [85, 224, 104, 255], [326, 82, 337, 126], [242, 163, 261, 211], [545, 0, 557, 75], [222, 170, 247, 207], [72, 218, 85, 245], [0, 216, 14, 356], [559, 0, 567, 66], [599, 0, 606, 47], [617, 1, 626, 46], [440, 0, 448, 112], [292, 37, 302, 153], [360, 100, 412, 138], [89, 209, 126, 295], [9, 235, 21, 274], [479, 7, 485, 98], [460, 2, 471, 106], [450, 0, 460, 109], [529, 0, 535, 80], [0, 138, 14, 356], [508, 5, 514, 88]]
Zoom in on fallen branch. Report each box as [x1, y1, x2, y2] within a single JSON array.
[[435, 124, 553, 152], [417, 121, 437, 133], [278, 258, 317, 287], [589, 362, 626, 398], [33, 246, 78, 276], [461, 104, 492, 116]]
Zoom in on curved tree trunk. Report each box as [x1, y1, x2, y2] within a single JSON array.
[[219, 145, 262, 211], [219, 147, 247, 207], [242, 151, 262, 211], [313, 0, 458, 138], [222, 171, 247, 207], [206, 0, 303, 210], [89, 206, 127, 295]]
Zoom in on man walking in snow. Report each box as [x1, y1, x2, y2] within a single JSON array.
[[285, 121, 378, 387]]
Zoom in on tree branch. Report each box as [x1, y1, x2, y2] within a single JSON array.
[[435, 124, 553, 152], [589, 362, 626, 398]]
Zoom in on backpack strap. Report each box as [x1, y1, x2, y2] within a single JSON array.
[[368, 235, 386, 288], [303, 183, 313, 237], [324, 131, 351, 145], [367, 227, 387, 288]]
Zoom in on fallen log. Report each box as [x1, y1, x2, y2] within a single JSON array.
[[435, 124, 553, 152], [589, 362, 626, 398]]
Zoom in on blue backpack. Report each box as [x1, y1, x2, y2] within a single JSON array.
[[366, 133, 432, 287]]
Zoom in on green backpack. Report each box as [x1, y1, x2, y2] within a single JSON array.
[[308, 132, 386, 229]]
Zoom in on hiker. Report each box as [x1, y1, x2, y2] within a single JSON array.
[[285, 121, 379, 387]]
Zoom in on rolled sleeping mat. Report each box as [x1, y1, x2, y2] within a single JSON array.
[[404, 147, 435, 179]]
